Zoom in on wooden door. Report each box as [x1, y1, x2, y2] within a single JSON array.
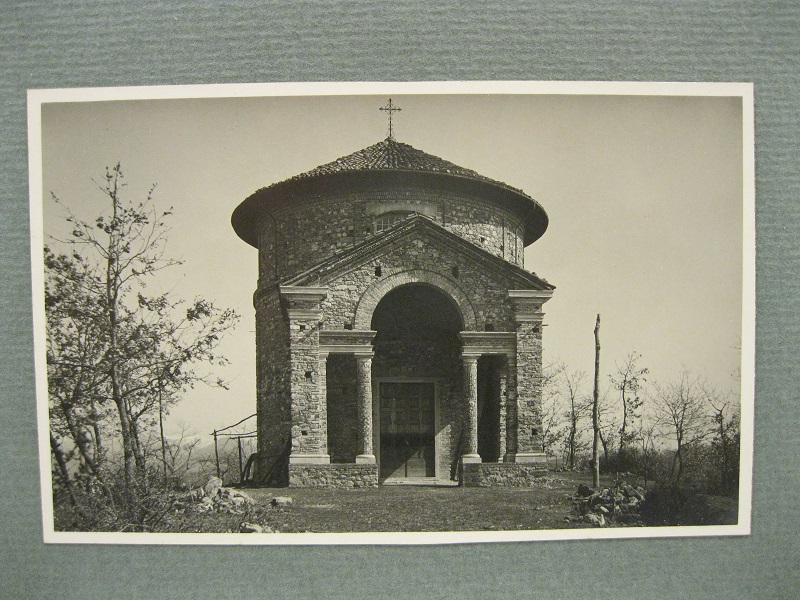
[[379, 382, 435, 479]]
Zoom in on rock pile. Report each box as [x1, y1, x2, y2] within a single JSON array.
[[567, 483, 646, 527], [172, 476, 257, 515]]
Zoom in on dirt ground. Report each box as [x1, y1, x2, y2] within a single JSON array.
[[160, 471, 619, 533]]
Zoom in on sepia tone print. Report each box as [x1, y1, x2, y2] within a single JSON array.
[[29, 82, 753, 543]]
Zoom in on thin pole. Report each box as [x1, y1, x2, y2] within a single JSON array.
[[213, 430, 221, 479], [237, 436, 244, 483], [159, 386, 167, 488], [592, 314, 601, 488]]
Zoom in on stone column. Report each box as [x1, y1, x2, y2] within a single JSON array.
[[462, 355, 481, 464], [496, 357, 508, 461], [355, 353, 376, 464]]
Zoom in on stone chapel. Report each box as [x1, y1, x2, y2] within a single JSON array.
[[232, 104, 554, 487]]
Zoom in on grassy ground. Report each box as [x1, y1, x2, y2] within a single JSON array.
[[159, 471, 620, 534]]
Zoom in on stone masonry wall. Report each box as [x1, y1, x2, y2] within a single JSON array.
[[315, 234, 543, 475], [320, 237, 519, 333], [287, 312, 327, 456], [288, 464, 379, 488], [515, 320, 544, 454], [256, 184, 525, 284], [253, 181, 547, 484], [254, 286, 291, 482], [462, 463, 546, 487]]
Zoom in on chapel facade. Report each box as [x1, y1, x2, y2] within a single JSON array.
[[232, 114, 554, 488]]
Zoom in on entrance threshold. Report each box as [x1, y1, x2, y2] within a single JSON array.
[[381, 478, 458, 487]]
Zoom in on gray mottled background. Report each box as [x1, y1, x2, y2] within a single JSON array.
[[1, 2, 797, 598]]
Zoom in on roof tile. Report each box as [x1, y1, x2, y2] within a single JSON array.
[[277, 137, 528, 197]]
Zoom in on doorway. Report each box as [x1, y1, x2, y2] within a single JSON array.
[[378, 381, 436, 480]]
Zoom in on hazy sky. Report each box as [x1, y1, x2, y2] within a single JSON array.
[[39, 87, 746, 437]]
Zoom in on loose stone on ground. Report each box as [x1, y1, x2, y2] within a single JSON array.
[[567, 481, 646, 527]]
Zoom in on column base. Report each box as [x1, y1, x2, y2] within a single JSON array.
[[288, 453, 331, 465], [355, 454, 376, 464], [461, 453, 482, 464]]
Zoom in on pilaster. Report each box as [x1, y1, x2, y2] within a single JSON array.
[[507, 289, 553, 464], [281, 286, 331, 465]]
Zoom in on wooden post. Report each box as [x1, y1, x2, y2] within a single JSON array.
[[592, 314, 601, 489], [158, 387, 168, 489], [237, 436, 244, 483], [213, 430, 221, 479]]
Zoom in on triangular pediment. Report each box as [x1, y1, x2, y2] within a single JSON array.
[[282, 215, 554, 290]]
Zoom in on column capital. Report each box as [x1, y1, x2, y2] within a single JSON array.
[[319, 330, 376, 355], [287, 308, 323, 321], [460, 331, 516, 358], [281, 286, 328, 321], [507, 289, 554, 302], [279, 286, 328, 304], [508, 289, 553, 324]]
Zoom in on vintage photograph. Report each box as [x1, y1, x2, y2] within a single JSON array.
[[29, 82, 754, 544]]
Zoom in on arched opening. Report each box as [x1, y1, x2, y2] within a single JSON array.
[[370, 284, 463, 481], [371, 283, 464, 344]]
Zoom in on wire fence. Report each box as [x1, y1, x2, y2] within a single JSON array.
[[211, 413, 257, 484]]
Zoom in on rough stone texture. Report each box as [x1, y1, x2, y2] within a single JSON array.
[[515, 320, 544, 454], [319, 231, 527, 334], [355, 355, 374, 457], [256, 184, 526, 286], [461, 463, 547, 487], [287, 307, 327, 457], [246, 150, 553, 487], [254, 286, 292, 482], [288, 464, 379, 488], [463, 357, 479, 455]]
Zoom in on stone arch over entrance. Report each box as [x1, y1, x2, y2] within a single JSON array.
[[353, 269, 477, 331]]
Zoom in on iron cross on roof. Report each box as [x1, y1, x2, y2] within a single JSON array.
[[379, 98, 401, 140]]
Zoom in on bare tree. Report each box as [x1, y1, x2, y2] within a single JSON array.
[[540, 361, 567, 462], [651, 370, 710, 484], [633, 419, 661, 488], [705, 384, 740, 497], [46, 164, 239, 530], [610, 351, 648, 453], [595, 386, 617, 465], [562, 369, 590, 470]]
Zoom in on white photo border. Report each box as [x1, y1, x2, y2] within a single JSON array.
[[28, 80, 755, 545]]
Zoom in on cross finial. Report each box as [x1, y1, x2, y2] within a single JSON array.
[[379, 98, 401, 140]]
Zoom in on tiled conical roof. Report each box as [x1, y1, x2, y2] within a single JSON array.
[[281, 138, 527, 196], [233, 137, 548, 248]]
